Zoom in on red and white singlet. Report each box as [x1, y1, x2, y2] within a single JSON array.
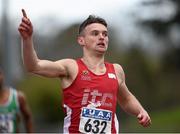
[[62, 59, 119, 133]]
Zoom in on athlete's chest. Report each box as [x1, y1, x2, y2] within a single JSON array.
[[76, 69, 118, 107], [78, 69, 117, 87]]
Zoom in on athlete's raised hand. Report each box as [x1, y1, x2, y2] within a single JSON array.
[[18, 9, 33, 39]]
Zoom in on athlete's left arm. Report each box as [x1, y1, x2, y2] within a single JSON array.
[[113, 64, 151, 127], [18, 91, 33, 132]]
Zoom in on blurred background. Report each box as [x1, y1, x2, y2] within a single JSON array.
[[0, 0, 180, 132]]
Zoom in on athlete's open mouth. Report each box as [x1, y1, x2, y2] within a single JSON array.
[[97, 43, 105, 47]]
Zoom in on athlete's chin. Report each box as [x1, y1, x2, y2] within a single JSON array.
[[96, 49, 107, 55], [96, 47, 107, 53]]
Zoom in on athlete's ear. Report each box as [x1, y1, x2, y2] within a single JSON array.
[[77, 36, 85, 46]]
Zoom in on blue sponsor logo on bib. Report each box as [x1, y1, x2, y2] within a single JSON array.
[[82, 108, 112, 121]]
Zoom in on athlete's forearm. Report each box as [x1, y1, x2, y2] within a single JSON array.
[[22, 37, 40, 72], [25, 119, 33, 133], [121, 94, 145, 117]]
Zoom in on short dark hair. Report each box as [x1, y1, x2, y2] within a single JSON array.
[[78, 15, 107, 35]]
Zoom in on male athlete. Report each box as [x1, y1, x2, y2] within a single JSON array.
[[18, 9, 151, 133], [0, 68, 33, 133]]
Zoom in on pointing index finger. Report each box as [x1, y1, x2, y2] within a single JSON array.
[[22, 9, 27, 18]]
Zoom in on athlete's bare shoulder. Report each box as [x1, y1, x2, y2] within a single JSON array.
[[58, 59, 79, 88], [17, 90, 27, 105], [56, 58, 78, 77], [113, 63, 124, 73], [113, 63, 125, 85], [56, 58, 77, 69], [56, 58, 75, 63]]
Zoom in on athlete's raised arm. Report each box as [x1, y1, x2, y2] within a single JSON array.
[[18, 9, 75, 78]]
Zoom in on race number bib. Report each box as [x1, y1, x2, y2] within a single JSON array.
[[79, 107, 112, 134], [0, 120, 13, 133]]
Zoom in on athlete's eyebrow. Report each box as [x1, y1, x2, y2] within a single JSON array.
[[91, 30, 99, 33], [90, 30, 108, 36], [90, 30, 107, 33]]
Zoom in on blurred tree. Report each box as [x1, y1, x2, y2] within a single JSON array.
[[137, 0, 180, 110], [122, 46, 159, 110], [158, 47, 180, 107], [139, 0, 180, 46], [45, 23, 82, 60], [162, 48, 180, 72]]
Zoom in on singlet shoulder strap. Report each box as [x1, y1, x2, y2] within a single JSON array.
[[76, 59, 89, 74], [76, 59, 87, 69], [10, 87, 20, 112], [105, 62, 116, 72]]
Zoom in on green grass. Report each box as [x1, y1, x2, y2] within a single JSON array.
[[121, 107, 180, 133]]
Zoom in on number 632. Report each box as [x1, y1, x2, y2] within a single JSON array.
[[84, 119, 107, 133]]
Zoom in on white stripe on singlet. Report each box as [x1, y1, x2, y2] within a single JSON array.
[[63, 104, 72, 134], [11, 88, 20, 110], [114, 114, 119, 134]]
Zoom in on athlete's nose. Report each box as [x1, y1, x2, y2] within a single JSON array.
[[99, 33, 105, 40]]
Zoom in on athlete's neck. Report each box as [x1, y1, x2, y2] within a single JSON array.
[[0, 87, 10, 104], [0, 85, 5, 94], [81, 56, 105, 70], [0, 87, 8, 96]]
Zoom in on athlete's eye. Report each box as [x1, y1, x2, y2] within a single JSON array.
[[91, 31, 99, 36], [102, 32, 108, 37]]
